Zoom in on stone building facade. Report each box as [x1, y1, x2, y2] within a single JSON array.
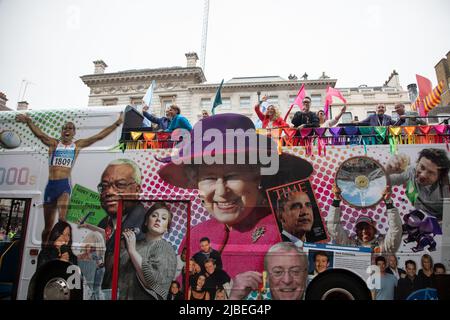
[[81, 53, 410, 125]]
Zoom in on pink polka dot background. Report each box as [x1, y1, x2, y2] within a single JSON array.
[[130, 149, 210, 250], [297, 145, 415, 237], [129, 145, 425, 250]]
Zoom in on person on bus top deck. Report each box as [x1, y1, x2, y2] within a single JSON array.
[[15, 112, 124, 245], [291, 96, 320, 129], [385, 148, 450, 221], [142, 105, 172, 131], [326, 184, 402, 254], [157, 113, 313, 279], [253, 103, 288, 129], [317, 105, 347, 128], [163, 105, 192, 132], [357, 104, 395, 126]]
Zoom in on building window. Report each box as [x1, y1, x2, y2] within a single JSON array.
[[221, 98, 231, 110], [342, 112, 353, 123], [102, 98, 118, 106], [363, 94, 375, 99], [289, 95, 296, 105], [201, 98, 211, 111], [311, 94, 322, 107], [240, 97, 250, 109], [160, 97, 175, 115], [268, 96, 278, 106], [130, 97, 143, 106], [367, 111, 376, 117]]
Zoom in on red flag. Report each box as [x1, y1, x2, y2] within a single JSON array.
[[415, 74, 436, 116], [416, 74, 433, 99], [284, 84, 306, 121], [324, 87, 347, 119]]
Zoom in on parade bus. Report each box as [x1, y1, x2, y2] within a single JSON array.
[[0, 105, 449, 300]]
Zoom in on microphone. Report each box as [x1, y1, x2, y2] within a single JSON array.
[[121, 227, 140, 239]]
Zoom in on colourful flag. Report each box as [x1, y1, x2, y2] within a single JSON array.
[[324, 86, 347, 119], [211, 79, 224, 115], [424, 81, 444, 113], [284, 84, 306, 121]]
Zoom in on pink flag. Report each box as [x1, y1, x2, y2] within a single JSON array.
[[324, 86, 347, 119], [284, 84, 306, 121]]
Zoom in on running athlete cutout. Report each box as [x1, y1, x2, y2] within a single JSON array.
[[16, 112, 124, 245]]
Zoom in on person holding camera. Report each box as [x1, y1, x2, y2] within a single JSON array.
[[119, 202, 177, 300]]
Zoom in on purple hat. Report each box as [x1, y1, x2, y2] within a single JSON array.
[[158, 113, 313, 189], [354, 216, 377, 232]]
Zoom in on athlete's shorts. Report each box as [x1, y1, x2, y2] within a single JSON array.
[[44, 178, 72, 204]]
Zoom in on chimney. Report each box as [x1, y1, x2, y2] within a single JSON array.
[[0, 92, 8, 111], [407, 84, 418, 102], [17, 101, 29, 111], [185, 52, 199, 68], [93, 60, 108, 74]]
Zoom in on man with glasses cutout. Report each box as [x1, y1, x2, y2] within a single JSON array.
[[229, 242, 308, 300], [97, 159, 146, 290]]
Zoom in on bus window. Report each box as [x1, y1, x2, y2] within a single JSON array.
[[0, 198, 30, 299]]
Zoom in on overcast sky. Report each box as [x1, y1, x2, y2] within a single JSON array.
[[0, 0, 449, 110]]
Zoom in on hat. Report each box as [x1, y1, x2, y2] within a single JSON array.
[[157, 113, 313, 189], [354, 216, 377, 232]]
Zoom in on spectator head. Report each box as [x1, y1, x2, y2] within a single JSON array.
[[394, 103, 406, 116], [317, 110, 325, 122], [202, 110, 209, 119], [376, 104, 386, 115], [168, 105, 181, 118], [302, 97, 312, 112], [266, 105, 280, 120]]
